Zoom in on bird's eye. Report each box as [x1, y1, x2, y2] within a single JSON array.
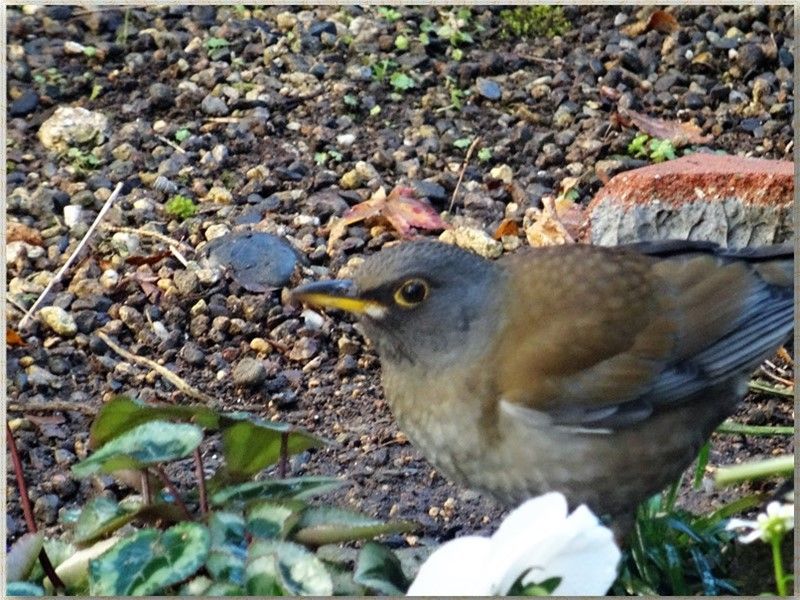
[[394, 279, 429, 307]]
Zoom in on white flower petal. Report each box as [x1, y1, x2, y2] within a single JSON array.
[[489, 493, 570, 593], [726, 518, 757, 532], [525, 515, 621, 596], [407, 536, 494, 596], [737, 529, 764, 544]]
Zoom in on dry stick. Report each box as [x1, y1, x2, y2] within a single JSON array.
[[448, 136, 481, 212], [155, 134, 187, 154], [193, 449, 208, 516], [18, 182, 124, 329], [6, 423, 66, 592], [8, 402, 96, 416], [101, 225, 195, 254], [153, 467, 193, 521], [96, 331, 217, 406], [6, 295, 29, 315]]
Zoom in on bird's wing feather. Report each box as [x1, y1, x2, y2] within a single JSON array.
[[495, 244, 793, 431]]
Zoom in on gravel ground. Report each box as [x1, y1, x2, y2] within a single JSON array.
[[6, 4, 794, 562]]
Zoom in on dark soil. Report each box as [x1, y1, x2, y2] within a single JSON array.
[[6, 3, 793, 570]]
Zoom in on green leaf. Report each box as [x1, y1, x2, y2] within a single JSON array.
[[453, 137, 472, 149], [293, 506, 417, 546], [206, 37, 229, 50], [175, 128, 191, 142], [210, 476, 343, 506], [478, 147, 492, 162], [89, 523, 210, 595], [74, 421, 203, 477], [246, 540, 333, 596], [83, 45, 97, 58], [73, 497, 140, 544], [220, 417, 325, 479], [389, 71, 415, 91], [50, 537, 120, 595], [394, 34, 409, 50], [206, 512, 247, 584], [246, 501, 301, 540], [353, 541, 408, 595], [693, 442, 711, 490], [7, 582, 45, 596], [6, 532, 44, 582], [89, 396, 218, 448]]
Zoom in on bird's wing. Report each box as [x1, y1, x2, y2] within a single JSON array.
[[494, 243, 793, 432]]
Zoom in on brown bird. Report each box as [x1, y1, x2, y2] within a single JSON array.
[[291, 240, 794, 532]]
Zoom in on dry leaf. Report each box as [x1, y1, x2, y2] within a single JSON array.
[[126, 250, 173, 266], [524, 195, 578, 248], [619, 107, 713, 146], [6, 328, 26, 347], [328, 186, 447, 249], [493, 218, 520, 240], [7, 222, 44, 246], [646, 10, 679, 34], [621, 10, 678, 37]]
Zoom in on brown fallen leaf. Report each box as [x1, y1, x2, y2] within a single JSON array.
[[618, 106, 713, 147], [328, 186, 448, 248], [493, 218, 520, 240], [6, 328, 26, 347], [7, 222, 44, 246], [646, 10, 679, 34], [621, 9, 678, 36], [524, 195, 580, 248]]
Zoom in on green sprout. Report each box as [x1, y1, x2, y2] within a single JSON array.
[[389, 72, 415, 92], [165, 195, 197, 221], [500, 6, 571, 39]]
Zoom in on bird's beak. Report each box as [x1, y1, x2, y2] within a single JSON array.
[[291, 279, 387, 318]]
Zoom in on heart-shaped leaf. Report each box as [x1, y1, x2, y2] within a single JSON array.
[[210, 476, 343, 507], [354, 541, 409, 595], [220, 418, 325, 479], [89, 523, 210, 595], [73, 497, 140, 544], [73, 421, 203, 477], [246, 540, 332, 596], [90, 396, 218, 448]]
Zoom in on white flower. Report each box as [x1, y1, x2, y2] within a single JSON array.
[[726, 501, 794, 544], [407, 492, 621, 596]]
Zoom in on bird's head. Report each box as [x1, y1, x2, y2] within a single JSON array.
[[291, 241, 499, 366]]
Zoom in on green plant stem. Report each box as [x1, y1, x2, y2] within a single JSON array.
[[748, 380, 793, 398], [715, 455, 794, 487], [664, 477, 681, 513], [771, 535, 787, 596], [716, 421, 794, 436]]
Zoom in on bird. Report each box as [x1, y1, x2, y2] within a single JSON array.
[[290, 240, 794, 534]]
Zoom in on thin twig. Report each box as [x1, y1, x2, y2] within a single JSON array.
[[205, 117, 241, 124], [18, 182, 124, 329], [154, 467, 193, 521], [193, 449, 208, 516], [448, 136, 481, 212], [155, 134, 187, 154], [97, 331, 217, 406], [8, 402, 96, 415], [7, 423, 66, 592], [6, 295, 29, 315], [170, 245, 190, 268], [518, 53, 564, 65], [101, 225, 194, 254]]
